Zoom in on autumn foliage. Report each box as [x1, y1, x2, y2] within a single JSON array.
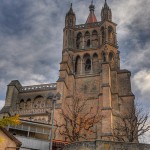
[[0, 115, 21, 127]]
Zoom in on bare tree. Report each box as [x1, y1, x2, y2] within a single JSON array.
[[55, 93, 102, 142], [113, 102, 150, 142]]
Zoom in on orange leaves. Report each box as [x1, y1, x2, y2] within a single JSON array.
[[0, 115, 21, 127]]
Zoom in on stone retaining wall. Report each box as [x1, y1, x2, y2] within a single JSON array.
[[63, 140, 150, 150]]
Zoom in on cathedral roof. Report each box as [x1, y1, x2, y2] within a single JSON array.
[[86, 1, 97, 23]]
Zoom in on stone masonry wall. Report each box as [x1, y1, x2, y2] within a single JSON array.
[[63, 140, 150, 150]]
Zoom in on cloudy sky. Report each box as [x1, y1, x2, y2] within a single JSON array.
[[0, 0, 150, 142]]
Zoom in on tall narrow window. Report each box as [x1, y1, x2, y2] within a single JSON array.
[[76, 32, 82, 49], [109, 52, 114, 61], [85, 59, 91, 71], [102, 52, 106, 62], [101, 27, 105, 44], [87, 39, 90, 47], [85, 31, 90, 49]]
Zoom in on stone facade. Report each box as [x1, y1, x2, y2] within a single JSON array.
[[63, 140, 150, 150], [1, 0, 135, 143], [56, 1, 134, 141], [0, 80, 58, 124]]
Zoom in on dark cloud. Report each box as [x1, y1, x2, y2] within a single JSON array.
[[0, 0, 32, 36], [0, 1, 150, 142]]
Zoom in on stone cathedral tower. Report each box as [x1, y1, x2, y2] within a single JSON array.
[[0, 0, 135, 144], [57, 0, 134, 141]]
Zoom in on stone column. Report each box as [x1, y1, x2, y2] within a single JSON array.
[[90, 57, 93, 73], [82, 36, 84, 49], [101, 62, 112, 140], [73, 60, 75, 74], [90, 35, 92, 48], [80, 58, 83, 75], [105, 27, 108, 43], [98, 35, 101, 48]]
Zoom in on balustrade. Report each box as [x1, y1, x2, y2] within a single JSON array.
[[20, 83, 57, 92], [11, 108, 51, 115], [75, 22, 101, 29]]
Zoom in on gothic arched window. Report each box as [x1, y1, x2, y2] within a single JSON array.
[[33, 96, 44, 109], [109, 52, 114, 61], [20, 99, 24, 110], [83, 54, 91, 73], [85, 31, 90, 48], [102, 52, 106, 62], [87, 39, 90, 47], [85, 59, 91, 71]]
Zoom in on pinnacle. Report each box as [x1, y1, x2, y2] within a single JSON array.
[[104, 0, 109, 8], [67, 3, 74, 15], [89, 0, 95, 11], [70, 3, 72, 8], [86, 1, 97, 23]]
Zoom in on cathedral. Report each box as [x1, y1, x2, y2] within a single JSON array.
[[0, 0, 135, 147]]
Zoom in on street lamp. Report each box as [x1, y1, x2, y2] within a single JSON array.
[[48, 92, 61, 150]]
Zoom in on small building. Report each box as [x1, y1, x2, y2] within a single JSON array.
[[0, 127, 22, 150], [6, 119, 67, 150]]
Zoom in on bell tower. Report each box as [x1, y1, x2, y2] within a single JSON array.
[[57, 0, 134, 141]]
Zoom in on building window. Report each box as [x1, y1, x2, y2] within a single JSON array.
[[109, 52, 114, 61], [87, 39, 90, 47], [85, 59, 91, 71], [102, 52, 106, 62]]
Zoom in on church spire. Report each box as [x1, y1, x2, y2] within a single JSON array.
[[104, 0, 108, 8], [67, 3, 74, 15], [101, 0, 112, 21], [65, 3, 76, 27], [86, 1, 97, 23]]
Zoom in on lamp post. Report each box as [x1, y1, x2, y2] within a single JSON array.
[[49, 92, 61, 150]]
